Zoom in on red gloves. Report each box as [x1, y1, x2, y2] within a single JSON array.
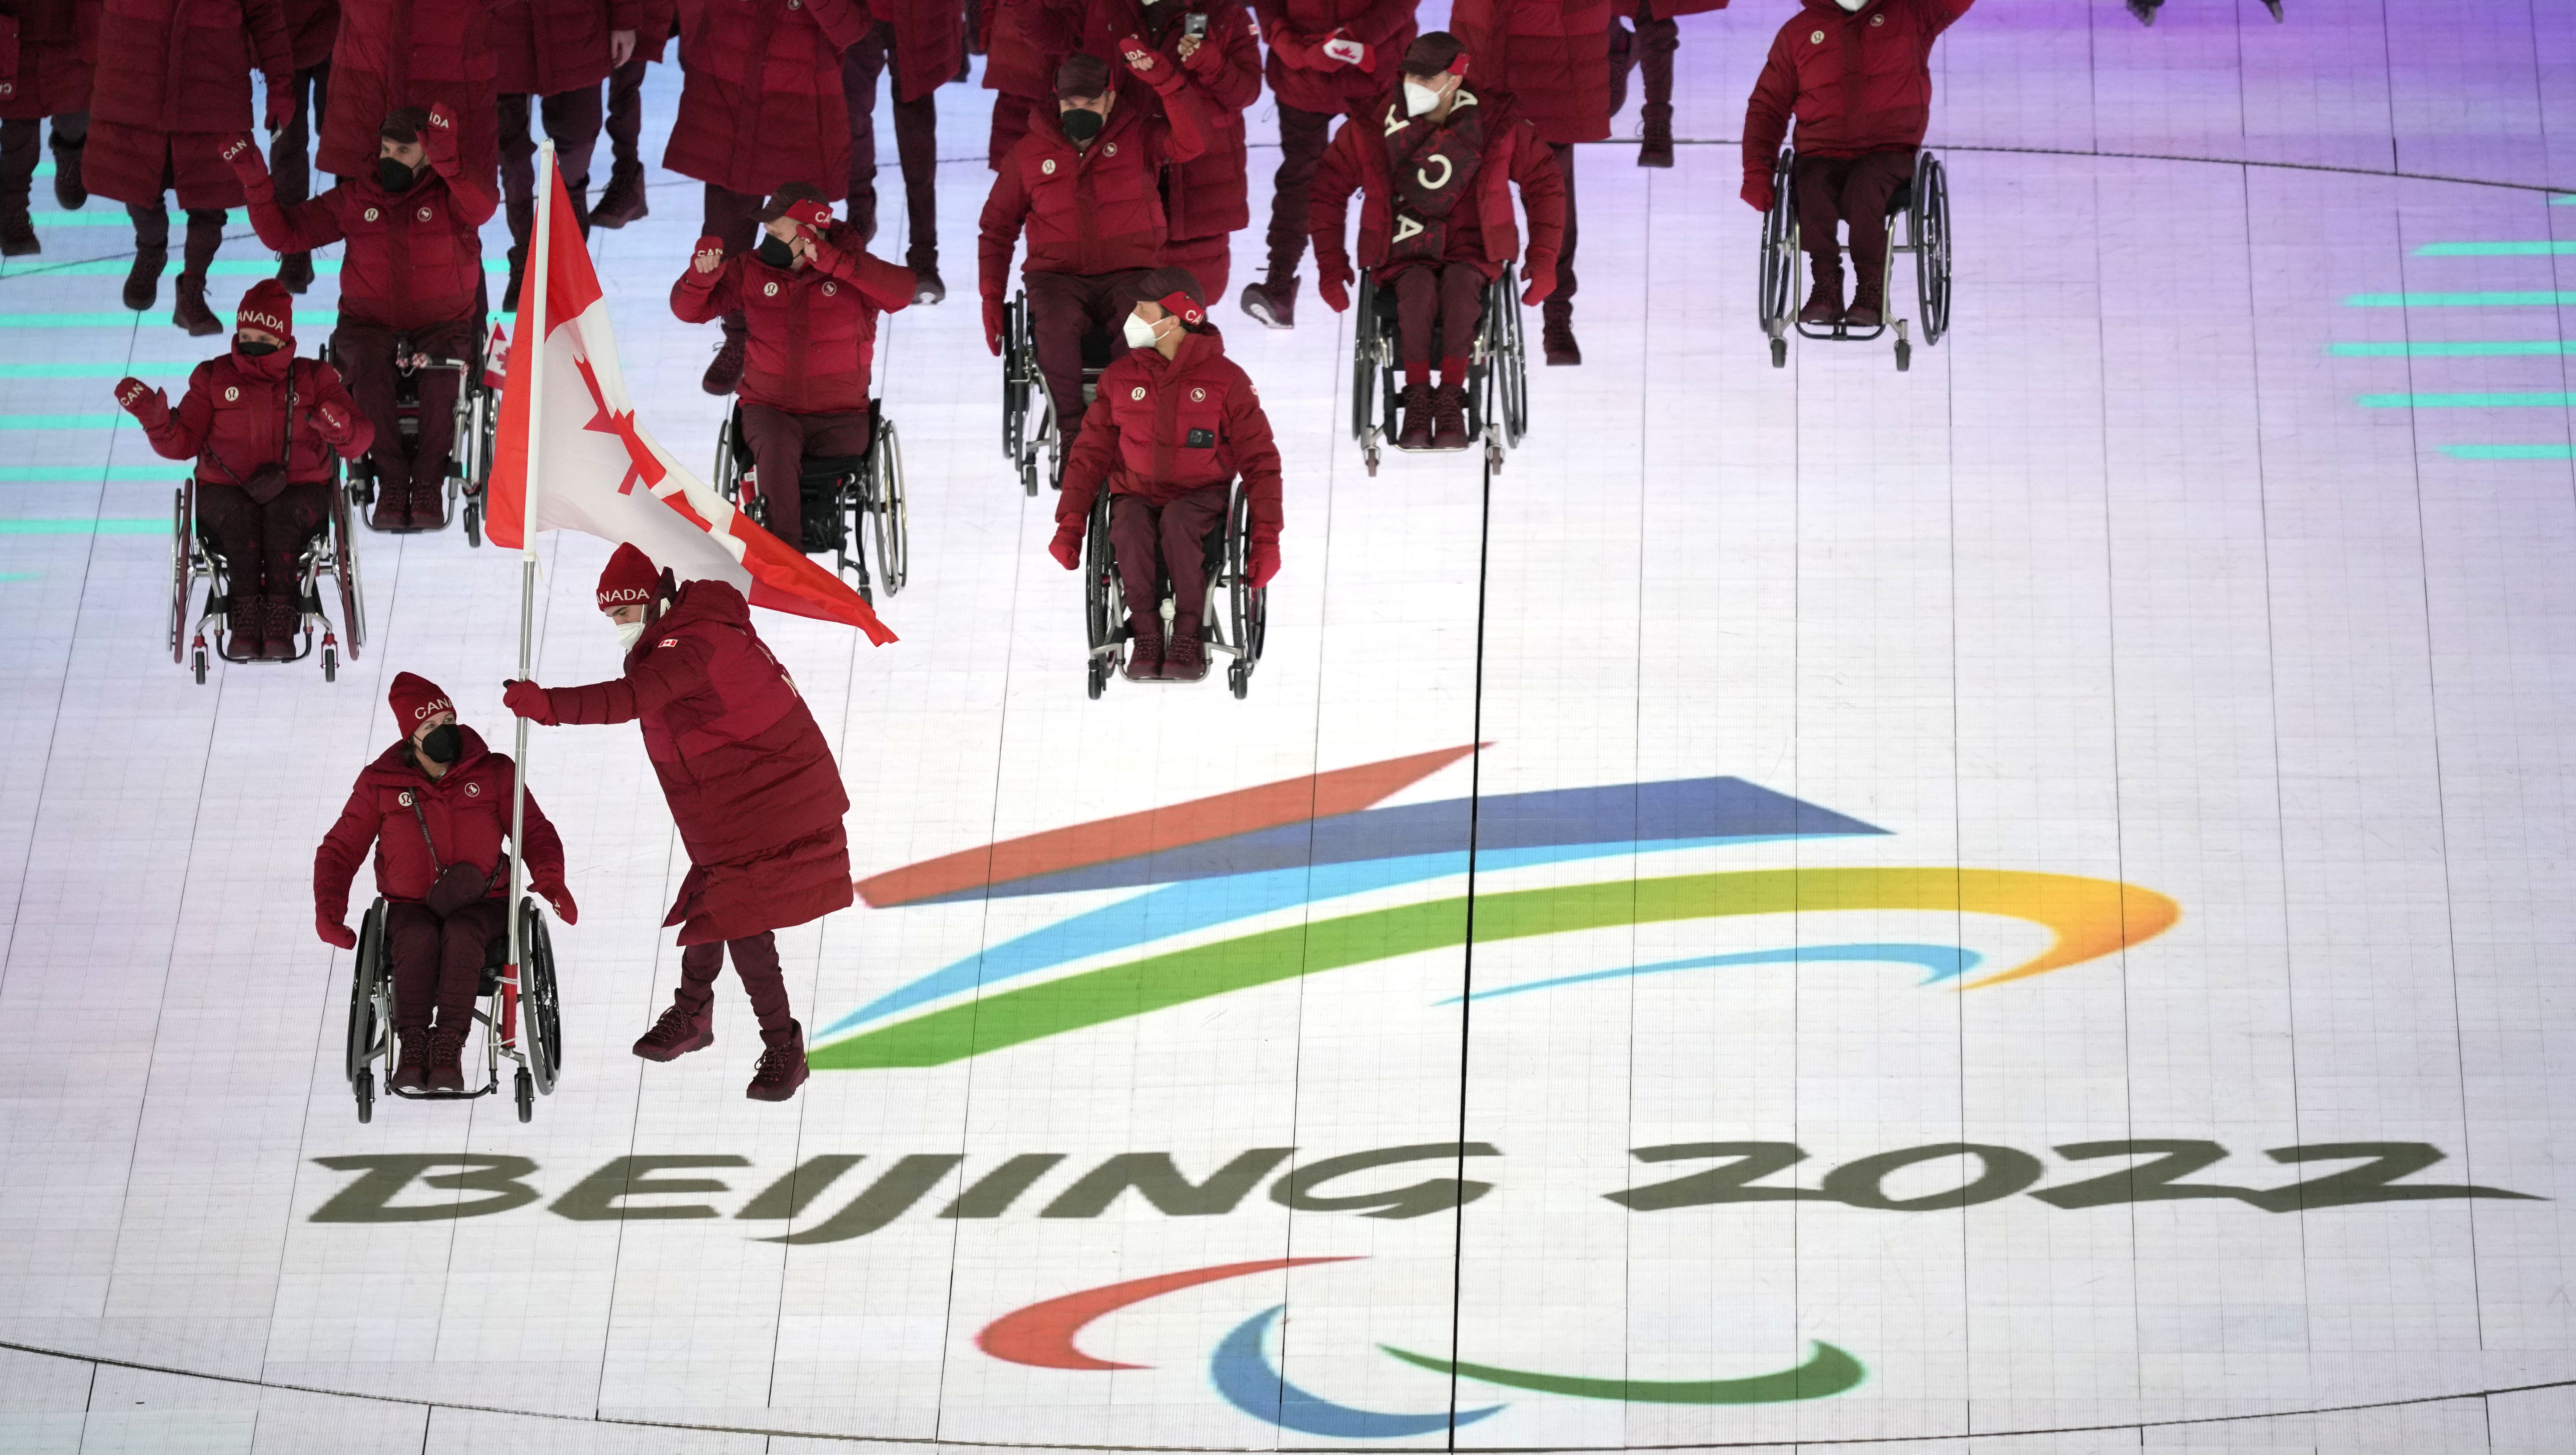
[[318, 915, 358, 950], [115, 378, 170, 428], [1319, 31, 1369, 69], [983, 297, 1006, 356], [1048, 523, 1083, 570], [1742, 175, 1776, 213], [1316, 258, 1354, 313], [315, 400, 354, 443], [264, 84, 294, 133], [219, 133, 261, 171], [424, 103, 460, 170], [501, 679, 557, 725], [1119, 34, 1176, 88], [535, 881, 579, 924], [1249, 542, 1279, 588], [689, 236, 726, 275], [1520, 256, 1556, 306]]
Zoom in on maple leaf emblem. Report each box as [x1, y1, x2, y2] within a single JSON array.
[[573, 351, 666, 497]]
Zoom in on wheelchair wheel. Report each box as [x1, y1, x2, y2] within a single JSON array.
[[328, 474, 364, 656], [1495, 268, 1529, 449], [1226, 491, 1265, 701], [1083, 492, 1119, 698], [347, 902, 388, 1122], [1759, 149, 1798, 365], [169, 485, 192, 663], [1350, 273, 1381, 448], [1912, 152, 1951, 348], [871, 418, 908, 596], [712, 405, 744, 504], [1002, 293, 1031, 463], [520, 897, 562, 1095]]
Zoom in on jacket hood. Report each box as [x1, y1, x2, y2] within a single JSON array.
[[628, 578, 751, 662]]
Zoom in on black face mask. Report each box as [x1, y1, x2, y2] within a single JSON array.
[[754, 234, 795, 269], [419, 723, 461, 765], [376, 156, 419, 193], [235, 338, 281, 357], [1060, 107, 1105, 144]]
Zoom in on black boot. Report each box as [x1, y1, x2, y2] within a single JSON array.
[[1638, 103, 1675, 168], [1541, 299, 1582, 366], [592, 164, 648, 228], [172, 273, 221, 336], [0, 201, 33, 257], [124, 248, 168, 311], [1798, 254, 1843, 326], [50, 134, 86, 210]]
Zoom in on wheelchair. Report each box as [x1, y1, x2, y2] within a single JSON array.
[[319, 328, 500, 542], [1080, 476, 1266, 700], [345, 894, 563, 1123], [167, 466, 364, 684], [1349, 263, 1529, 476], [999, 289, 1113, 496], [1758, 147, 1950, 372], [710, 397, 907, 602]]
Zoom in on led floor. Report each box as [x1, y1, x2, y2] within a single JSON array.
[[6, 2, 2576, 1450]]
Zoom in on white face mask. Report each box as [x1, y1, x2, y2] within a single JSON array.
[[1836, 0, 1867, 10], [1404, 80, 1444, 117], [614, 617, 645, 652], [1122, 311, 1164, 349]]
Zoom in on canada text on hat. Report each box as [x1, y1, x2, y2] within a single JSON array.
[[388, 671, 453, 725], [1158, 291, 1206, 326], [596, 541, 661, 610]]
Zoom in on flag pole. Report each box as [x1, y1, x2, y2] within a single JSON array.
[[507, 141, 556, 1007]]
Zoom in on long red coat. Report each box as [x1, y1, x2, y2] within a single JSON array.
[[525, 580, 853, 945], [1617, 0, 1723, 18], [1743, 0, 1970, 177], [314, 726, 569, 926], [1078, 0, 1256, 244], [84, 0, 292, 210], [637, 0, 676, 60], [317, 0, 500, 182], [1249, 0, 1412, 117], [283, 0, 333, 69], [491, 0, 641, 96], [235, 134, 497, 330], [0, 0, 102, 119], [977, 0, 1081, 102], [1057, 325, 1281, 541], [1449, 0, 1609, 145], [867, 0, 962, 102], [1308, 87, 1564, 274], [671, 220, 914, 414], [662, 0, 870, 202], [136, 344, 374, 485], [977, 70, 1206, 297]]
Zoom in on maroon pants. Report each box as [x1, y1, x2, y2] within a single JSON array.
[[1606, 16, 1676, 117], [1547, 141, 1581, 304], [738, 402, 872, 552], [269, 64, 329, 222], [2, 112, 84, 209], [1024, 267, 1151, 445], [1389, 260, 1489, 382], [501, 86, 603, 260], [197, 477, 329, 597], [842, 22, 941, 271], [385, 898, 504, 1033], [1793, 147, 1915, 277], [332, 317, 478, 497], [1110, 482, 1228, 634], [606, 52, 648, 173], [703, 184, 765, 343], [678, 930, 798, 1047], [1259, 101, 1334, 290], [988, 92, 1037, 171]]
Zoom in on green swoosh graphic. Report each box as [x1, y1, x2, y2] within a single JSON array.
[[810, 868, 2178, 1070], [1376, 1340, 1865, 1404]]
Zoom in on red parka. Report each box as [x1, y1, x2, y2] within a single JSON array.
[[1078, 0, 1257, 244], [83, 0, 292, 210], [977, 69, 1208, 300], [492, 0, 640, 97], [1616, 0, 1723, 17], [1057, 325, 1280, 546], [137, 346, 373, 487], [231, 124, 496, 330], [662, 0, 870, 203], [978, 0, 1082, 102], [636, 0, 676, 60], [313, 726, 570, 927], [1249, 0, 1413, 117], [1449, 0, 1610, 145], [867, 0, 963, 102], [0, 0, 103, 119], [1744, 0, 1969, 181], [670, 219, 914, 415], [519, 580, 854, 945], [1308, 88, 1564, 275], [282, 0, 333, 69], [317, 0, 500, 182]]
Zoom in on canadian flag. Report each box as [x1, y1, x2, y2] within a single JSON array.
[[485, 161, 895, 643]]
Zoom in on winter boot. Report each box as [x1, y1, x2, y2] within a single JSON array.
[[277, 250, 314, 294], [1430, 382, 1470, 451], [425, 1026, 468, 1092], [1240, 275, 1297, 330], [502, 247, 525, 314], [172, 273, 221, 336], [123, 247, 168, 312], [1161, 617, 1207, 681], [2126, 0, 2160, 23], [1396, 381, 1434, 450], [633, 996, 714, 1061], [746, 1020, 809, 1101], [222, 594, 259, 658], [1124, 611, 1165, 681], [1799, 254, 1844, 326], [261, 596, 301, 660], [413, 462, 452, 531], [1843, 268, 1885, 330], [1638, 102, 1675, 168], [368, 457, 413, 531], [50, 135, 85, 210], [592, 164, 648, 229], [390, 1031, 431, 1091], [0, 202, 33, 257], [1541, 300, 1582, 366], [911, 261, 947, 305], [702, 323, 748, 395]]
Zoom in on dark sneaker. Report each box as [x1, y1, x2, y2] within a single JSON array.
[[1240, 276, 1297, 330], [702, 332, 748, 395], [912, 264, 946, 305], [173, 273, 221, 336], [1430, 383, 1469, 451], [123, 249, 167, 312], [1161, 621, 1207, 682], [633, 999, 714, 1061], [0, 205, 36, 257], [425, 1027, 468, 1093], [591, 165, 648, 229], [1843, 279, 1884, 330], [1541, 301, 1582, 366], [277, 251, 314, 294], [1638, 103, 1675, 168], [51, 139, 86, 210], [391, 1032, 431, 1092], [746, 1022, 808, 1101], [1124, 613, 1164, 681], [1396, 381, 1434, 450]]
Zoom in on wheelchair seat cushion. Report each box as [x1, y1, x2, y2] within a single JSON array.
[[800, 456, 867, 484]]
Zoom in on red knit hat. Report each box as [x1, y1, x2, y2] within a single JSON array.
[[236, 278, 294, 343], [389, 671, 452, 728], [596, 542, 659, 611]]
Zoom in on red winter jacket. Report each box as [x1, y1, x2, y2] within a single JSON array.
[[662, 0, 870, 202], [235, 135, 496, 331], [313, 726, 569, 926], [319, 0, 500, 180], [524, 580, 853, 943], [1078, 0, 1258, 243], [978, 73, 1208, 299], [1058, 325, 1281, 545], [978, 0, 1082, 101], [89, 0, 290, 136], [491, 0, 639, 96], [1449, 0, 1610, 145], [1250, 0, 1414, 117], [636, 0, 675, 61], [671, 220, 914, 415], [283, 0, 333, 69], [1308, 87, 1564, 276], [867, 0, 963, 102], [0, 0, 103, 119], [1743, 0, 1970, 177], [138, 346, 373, 487]]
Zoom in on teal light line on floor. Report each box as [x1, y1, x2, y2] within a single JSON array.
[[2330, 341, 2576, 357], [0, 310, 342, 327], [2359, 392, 2576, 408], [2555, 196, 2576, 205], [2344, 292, 2576, 307], [0, 414, 125, 431], [0, 466, 169, 480], [0, 362, 193, 378], [2441, 445, 2576, 459], [0, 572, 37, 581], [2415, 241, 2576, 256], [16, 258, 509, 278], [29, 211, 149, 227], [0, 518, 162, 534]]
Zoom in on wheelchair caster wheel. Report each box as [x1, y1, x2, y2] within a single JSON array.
[[1229, 663, 1248, 699], [515, 1066, 534, 1122], [1364, 447, 1380, 478], [1770, 338, 1788, 369], [322, 644, 337, 682], [464, 501, 482, 548], [1486, 441, 1504, 473], [354, 1068, 374, 1123], [192, 646, 207, 685], [1022, 463, 1039, 497], [1895, 340, 1912, 373], [1086, 660, 1107, 699]]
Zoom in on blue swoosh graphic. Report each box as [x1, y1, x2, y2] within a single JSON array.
[[1442, 943, 1983, 1005], [1210, 1306, 1503, 1439]]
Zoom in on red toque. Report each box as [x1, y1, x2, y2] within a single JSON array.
[[596, 542, 659, 611], [389, 671, 452, 728], [236, 278, 294, 343]]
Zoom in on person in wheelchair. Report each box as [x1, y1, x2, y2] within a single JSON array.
[[314, 672, 575, 1095], [671, 182, 915, 553], [1048, 267, 1281, 682], [116, 280, 371, 661], [979, 48, 1211, 452], [1307, 31, 1561, 451], [1739, 0, 1972, 330], [229, 104, 497, 531]]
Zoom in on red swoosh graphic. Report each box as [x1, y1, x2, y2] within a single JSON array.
[[977, 1258, 1358, 1371]]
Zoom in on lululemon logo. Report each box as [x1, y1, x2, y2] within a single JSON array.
[[224, 387, 239, 401], [364, 207, 380, 221], [1130, 386, 1146, 400], [1043, 159, 1057, 175], [763, 281, 779, 297], [1811, 29, 1824, 42], [398, 792, 413, 807]]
